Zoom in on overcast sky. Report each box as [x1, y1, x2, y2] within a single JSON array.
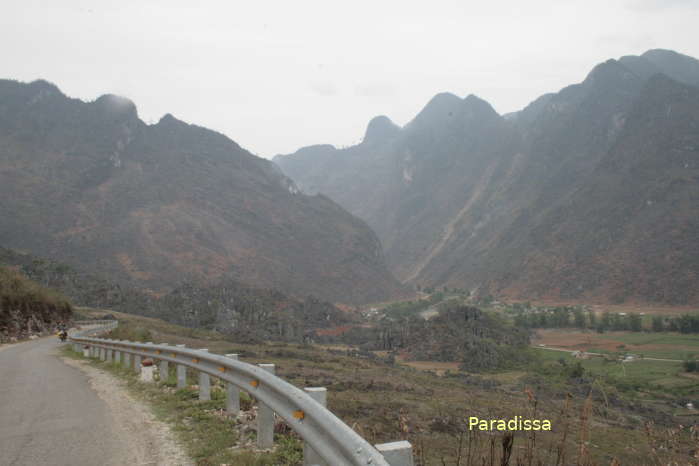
[[3, 1, 698, 158]]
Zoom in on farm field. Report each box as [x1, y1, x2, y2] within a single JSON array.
[[520, 300, 699, 316], [532, 329, 699, 360]]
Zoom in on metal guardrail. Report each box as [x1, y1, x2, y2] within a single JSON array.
[[68, 321, 414, 466]]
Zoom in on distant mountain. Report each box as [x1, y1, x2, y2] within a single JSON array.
[[275, 49, 699, 305], [0, 80, 404, 304]]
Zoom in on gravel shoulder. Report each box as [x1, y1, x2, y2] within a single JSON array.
[[60, 357, 192, 466]]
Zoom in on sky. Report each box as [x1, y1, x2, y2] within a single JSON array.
[[2, 1, 698, 158]]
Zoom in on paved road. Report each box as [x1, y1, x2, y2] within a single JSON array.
[[0, 337, 131, 466]]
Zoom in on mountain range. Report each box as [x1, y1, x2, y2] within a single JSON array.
[[0, 80, 404, 304], [274, 49, 699, 305]]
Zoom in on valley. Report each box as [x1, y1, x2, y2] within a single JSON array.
[[2, 34, 699, 464]]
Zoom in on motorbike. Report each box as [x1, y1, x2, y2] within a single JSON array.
[[58, 331, 67, 342]]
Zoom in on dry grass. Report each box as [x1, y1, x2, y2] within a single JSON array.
[[81, 308, 699, 465]]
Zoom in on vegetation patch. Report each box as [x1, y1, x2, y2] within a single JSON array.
[[0, 265, 72, 341], [61, 345, 303, 465]]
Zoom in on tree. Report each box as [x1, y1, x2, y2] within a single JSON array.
[[588, 310, 597, 328], [573, 308, 586, 328], [629, 313, 643, 332], [651, 316, 664, 332]]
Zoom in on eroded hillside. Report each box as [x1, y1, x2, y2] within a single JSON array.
[[275, 49, 699, 305]]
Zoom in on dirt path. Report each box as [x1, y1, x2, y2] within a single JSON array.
[[61, 357, 192, 466]]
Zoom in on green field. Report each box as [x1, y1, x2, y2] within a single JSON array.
[[534, 329, 699, 360], [531, 348, 697, 396], [591, 332, 699, 360]]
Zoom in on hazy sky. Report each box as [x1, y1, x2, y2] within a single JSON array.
[[3, 1, 698, 158]]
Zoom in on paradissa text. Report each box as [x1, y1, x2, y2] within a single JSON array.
[[468, 416, 552, 431]]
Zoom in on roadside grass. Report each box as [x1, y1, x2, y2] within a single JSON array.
[[71, 309, 699, 465], [60, 345, 303, 465]]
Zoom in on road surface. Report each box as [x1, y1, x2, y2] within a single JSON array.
[[0, 337, 133, 466]]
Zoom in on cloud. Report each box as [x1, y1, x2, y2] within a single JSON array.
[[309, 81, 338, 97], [354, 82, 397, 98], [626, 0, 699, 11]]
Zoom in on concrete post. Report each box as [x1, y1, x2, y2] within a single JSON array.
[[375, 441, 414, 466], [176, 344, 186, 389], [225, 354, 240, 414], [123, 344, 131, 368], [257, 363, 275, 449], [134, 354, 142, 373], [198, 349, 210, 401], [100, 347, 105, 361], [303, 388, 328, 466], [114, 347, 121, 364], [159, 343, 169, 382], [140, 359, 154, 382], [106, 346, 113, 363], [83, 346, 89, 358]]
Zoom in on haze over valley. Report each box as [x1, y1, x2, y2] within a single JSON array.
[[2, 3, 699, 465]]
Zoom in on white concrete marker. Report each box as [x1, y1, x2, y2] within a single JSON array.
[[303, 387, 328, 466], [176, 344, 186, 388], [159, 343, 169, 382], [257, 364, 275, 449], [198, 349, 210, 401], [375, 440, 415, 466], [225, 354, 240, 414]]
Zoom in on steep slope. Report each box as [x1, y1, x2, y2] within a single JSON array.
[[275, 49, 699, 304], [276, 93, 521, 281], [0, 265, 72, 340], [0, 80, 404, 304]]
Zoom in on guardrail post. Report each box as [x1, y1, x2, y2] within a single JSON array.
[[257, 363, 275, 449], [176, 344, 186, 388], [225, 354, 240, 414], [303, 387, 328, 466], [123, 342, 131, 368], [375, 441, 415, 466], [140, 359, 155, 382], [134, 352, 142, 373], [106, 344, 113, 363], [114, 344, 121, 364], [158, 343, 169, 382], [100, 346, 106, 361], [198, 349, 211, 401], [83, 345, 89, 358]]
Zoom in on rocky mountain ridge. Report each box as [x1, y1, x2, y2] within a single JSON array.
[[274, 49, 699, 305], [0, 80, 405, 304]]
